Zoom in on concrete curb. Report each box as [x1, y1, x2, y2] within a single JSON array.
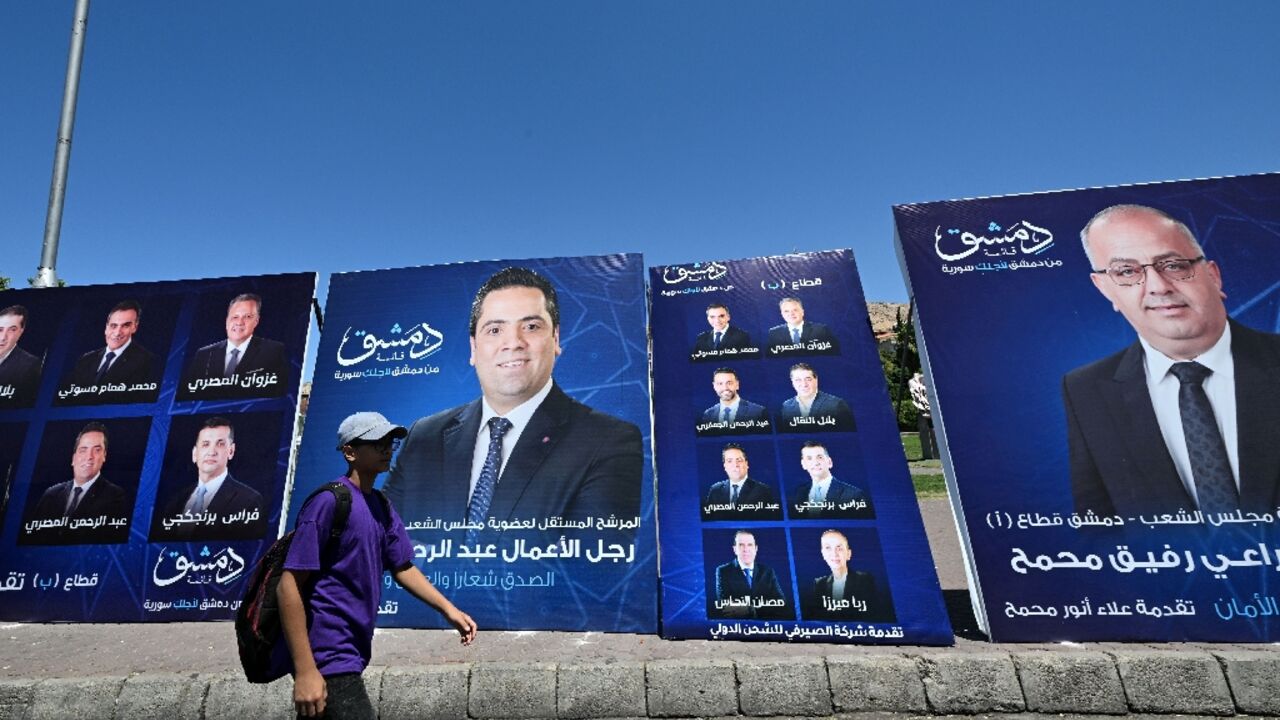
[[5, 650, 1280, 718]]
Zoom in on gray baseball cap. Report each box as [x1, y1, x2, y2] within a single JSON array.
[[336, 411, 407, 449]]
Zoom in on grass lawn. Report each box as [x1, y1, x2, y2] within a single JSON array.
[[901, 432, 947, 497], [912, 473, 947, 497], [901, 432, 923, 461]]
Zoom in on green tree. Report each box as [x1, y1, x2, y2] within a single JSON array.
[[0, 277, 10, 291], [879, 307, 921, 430]]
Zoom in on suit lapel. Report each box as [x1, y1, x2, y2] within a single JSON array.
[[1106, 342, 1192, 508], [206, 475, 235, 514], [107, 345, 135, 381], [442, 400, 483, 519], [71, 480, 99, 518], [238, 338, 261, 370], [487, 386, 570, 521], [1232, 323, 1280, 510], [209, 341, 229, 375]]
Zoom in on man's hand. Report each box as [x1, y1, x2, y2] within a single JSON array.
[[293, 668, 327, 717], [447, 608, 478, 645]]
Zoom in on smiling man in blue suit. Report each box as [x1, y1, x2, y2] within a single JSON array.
[[383, 267, 642, 529]]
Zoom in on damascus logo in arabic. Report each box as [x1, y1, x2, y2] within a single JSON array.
[[661, 261, 728, 285], [152, 545, 246, 587], [934, 220, 1054, 262], [337, 321, 444, 367]]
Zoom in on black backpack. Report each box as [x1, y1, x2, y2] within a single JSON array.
[[235, 481, 353, 684]]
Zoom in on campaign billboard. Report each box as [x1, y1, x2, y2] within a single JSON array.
[[895, 173, 1280, 641], [0, 273, 315, 621], [650, 251, 952, 643], [292, 254, 656, 632]]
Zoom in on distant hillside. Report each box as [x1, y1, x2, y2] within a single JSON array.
[[867, 301, 908, 338]]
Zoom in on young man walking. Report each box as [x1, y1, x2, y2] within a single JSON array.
[[278, 411, 477, 718]]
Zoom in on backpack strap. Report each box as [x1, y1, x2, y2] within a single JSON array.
[[299, 481, 353, 550]]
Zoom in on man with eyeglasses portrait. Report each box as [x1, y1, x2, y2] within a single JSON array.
[[1062, 204, 1280, 518]]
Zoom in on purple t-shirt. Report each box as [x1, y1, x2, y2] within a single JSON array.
[[281, 476, 414, 675]]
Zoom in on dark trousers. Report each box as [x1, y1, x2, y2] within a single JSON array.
[[299, 672, 375, 720], [916, 414, 935, 460]]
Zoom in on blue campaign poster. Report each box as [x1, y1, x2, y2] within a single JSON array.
[[292, 254, 656, 632], [0, 273, 315, 621], [895, 173, 1280, 642], [650, 251, 952, 643]]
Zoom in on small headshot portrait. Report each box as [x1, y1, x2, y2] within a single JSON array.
[[0, 305, 44, 408], [789, 441, 873, 519], [778, 362, 856, 432], [708, 529, 794, 620], [701, 443, 781, 520], [149, 415, 270, 542], [798, 529, 894, 623], [690, 303, 758, 361], [766, 297, 839, 356], [56, 299, 161, 406], [179, 293, 289, 400], [19, 420, 144, 545], [1063, 204, 1280, 517], [0, 422, 29, 538], [382, 266, 643, 529], [696, 367, 771, 436]]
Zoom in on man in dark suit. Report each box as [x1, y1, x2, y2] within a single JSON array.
[[702, 444, 780, 520], [59, 300, 157, 404], [711, 530, 791, 619], [697, 367, 770, 436], [790, 441, 874, 519], [383, 267, 643, 531], [1064, 204, 1280, 517], [151, 417, 266, 541], [691, 303, 756, 359], [0, 305, 43, 407], [800, 530, 893, 622], [767, 297, 839, 355], [180, 293, 288, 399], [22, 422, 131, 545], [778, 363, 856, 432]]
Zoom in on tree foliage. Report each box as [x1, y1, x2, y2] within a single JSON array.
[[879, 306, 922, 430]]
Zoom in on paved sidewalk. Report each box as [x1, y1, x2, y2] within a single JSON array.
[[2, 498, 1277, 718]]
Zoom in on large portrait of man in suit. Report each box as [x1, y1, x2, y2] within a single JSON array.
[[149, 416, 267, 541], [799, 529, 894, 622], [766, 297, 839, 356], [57, 300, 159, 405], [383, 267, 643, 529], [1063, 204, 1280, 518], [179, 293, 288, 400], [701, 443, 780, 520], [0, 305, 43, 408], [20, 422, 132, 545], [709, 530, 792, 620], [691, 303, 757, 361]]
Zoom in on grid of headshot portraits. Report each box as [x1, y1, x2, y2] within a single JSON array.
[[651, 252, 911, 638], [0, 274, 312, 571]]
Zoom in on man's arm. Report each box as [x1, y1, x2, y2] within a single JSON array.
[[277, 569, 326, 718], [392, 564, 477, 644]]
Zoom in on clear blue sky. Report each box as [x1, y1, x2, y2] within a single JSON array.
[[3, 1, 1278, 304]]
